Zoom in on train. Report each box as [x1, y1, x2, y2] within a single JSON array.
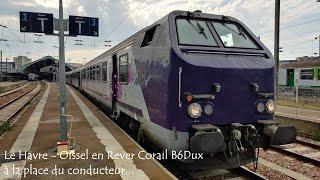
[[28, 73, 39, 81], [67, 10, 297, 170]]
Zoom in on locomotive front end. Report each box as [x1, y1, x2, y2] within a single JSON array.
[[168, 11, 297, 169]]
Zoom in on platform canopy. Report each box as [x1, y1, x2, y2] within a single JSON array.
[[22, 56, 75, 80]]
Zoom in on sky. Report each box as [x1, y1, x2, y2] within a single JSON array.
[[0, 0, 319, 63]]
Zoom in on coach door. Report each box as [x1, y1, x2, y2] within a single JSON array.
[[287, 69, 294, 87], [111, 54, 118, 113]]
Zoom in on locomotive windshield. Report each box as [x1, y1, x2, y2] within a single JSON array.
[[176, 19, 218, 46], [212, 22, 258, 49], [176, 18, 259, 49]]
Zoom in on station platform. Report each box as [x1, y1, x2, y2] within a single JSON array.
[[276, 105, 320, 122], [0, 82, 176, 180]]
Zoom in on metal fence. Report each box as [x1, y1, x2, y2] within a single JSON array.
[[277, 86, 320, 110]]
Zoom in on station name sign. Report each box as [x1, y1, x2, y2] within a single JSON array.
[[20, 12, 54, 34], [19, 11, 99, 37], [69, 16, 99, 36]]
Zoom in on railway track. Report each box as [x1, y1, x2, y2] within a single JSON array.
[[0, 81, 44, 133], [0, 82, 36, 109], [187, 166, 266, 180], [167, 160, 266, 180], [271, 137, 320, 167]]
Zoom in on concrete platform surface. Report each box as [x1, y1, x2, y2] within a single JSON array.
[[276, 105, 320, 122], [0, 82, 175, 180]]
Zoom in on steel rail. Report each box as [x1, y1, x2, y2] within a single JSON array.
[[0, 83, 36, 109], [0, 82, 44, 129]]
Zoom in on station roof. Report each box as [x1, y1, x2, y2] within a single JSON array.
[[280, 57, 320, 69], [22, 56, 75, 74]]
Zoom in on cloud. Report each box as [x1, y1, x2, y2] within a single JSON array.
[[10, 1, 37, 7]]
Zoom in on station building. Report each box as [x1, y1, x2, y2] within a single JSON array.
[[279, 56, 320, 87], [13, 56, 32, 70], [0, 56, 81, 82]]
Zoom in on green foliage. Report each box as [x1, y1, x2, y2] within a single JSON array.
[[0, 122, 14, 135], [312, 132, 320, 141]]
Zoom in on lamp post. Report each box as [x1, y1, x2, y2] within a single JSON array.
[[0, 24, 8, 42], [59, 0, 67, 142], [5, 44, 10, 72], [315, 36, 320, 57], [274, 0, 280, 99]]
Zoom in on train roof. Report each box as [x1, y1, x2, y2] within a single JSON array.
[[69, 10, 264, 74]]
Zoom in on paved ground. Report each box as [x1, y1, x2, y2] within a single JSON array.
[[276, 105, 320, 122], [0, 82, 175, 180]]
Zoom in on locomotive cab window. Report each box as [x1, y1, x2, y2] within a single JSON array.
[[119, 54, 129, 84], [141, 26, 157, 47], [212, 22, 259, 49], [176, 18, 217, 46]]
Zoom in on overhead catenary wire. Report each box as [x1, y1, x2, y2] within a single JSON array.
[[100, 0, 147, 40], [259, 18, 320, 35], [99, 0, 234, 44]]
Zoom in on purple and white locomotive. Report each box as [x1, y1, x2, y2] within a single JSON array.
[[67, 10, 296, 170]]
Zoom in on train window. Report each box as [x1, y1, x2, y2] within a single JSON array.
[[102, 62, 108, 82], [211, 22, 259, 49], [93, 66, 96, 80], [90, 67, 93, 80], [300, 69, 314, 80], [96, 66, 100, 81], [141, 26, 157, 47], [87, 68, 89, 80], [176, 19, 217, 46], [119, 54, 129, 84]]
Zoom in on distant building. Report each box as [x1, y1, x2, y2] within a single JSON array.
[[0, 61, 15, 72], [67, 62, 83, 69], [279, 56, 320, 87], [13, 56, 32, 70]]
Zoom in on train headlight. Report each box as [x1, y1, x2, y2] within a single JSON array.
[[188, 103, 202, 118], [256, 102, 265, 113], [266, 100, 275, 114], [204, 104, 214, 116]]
